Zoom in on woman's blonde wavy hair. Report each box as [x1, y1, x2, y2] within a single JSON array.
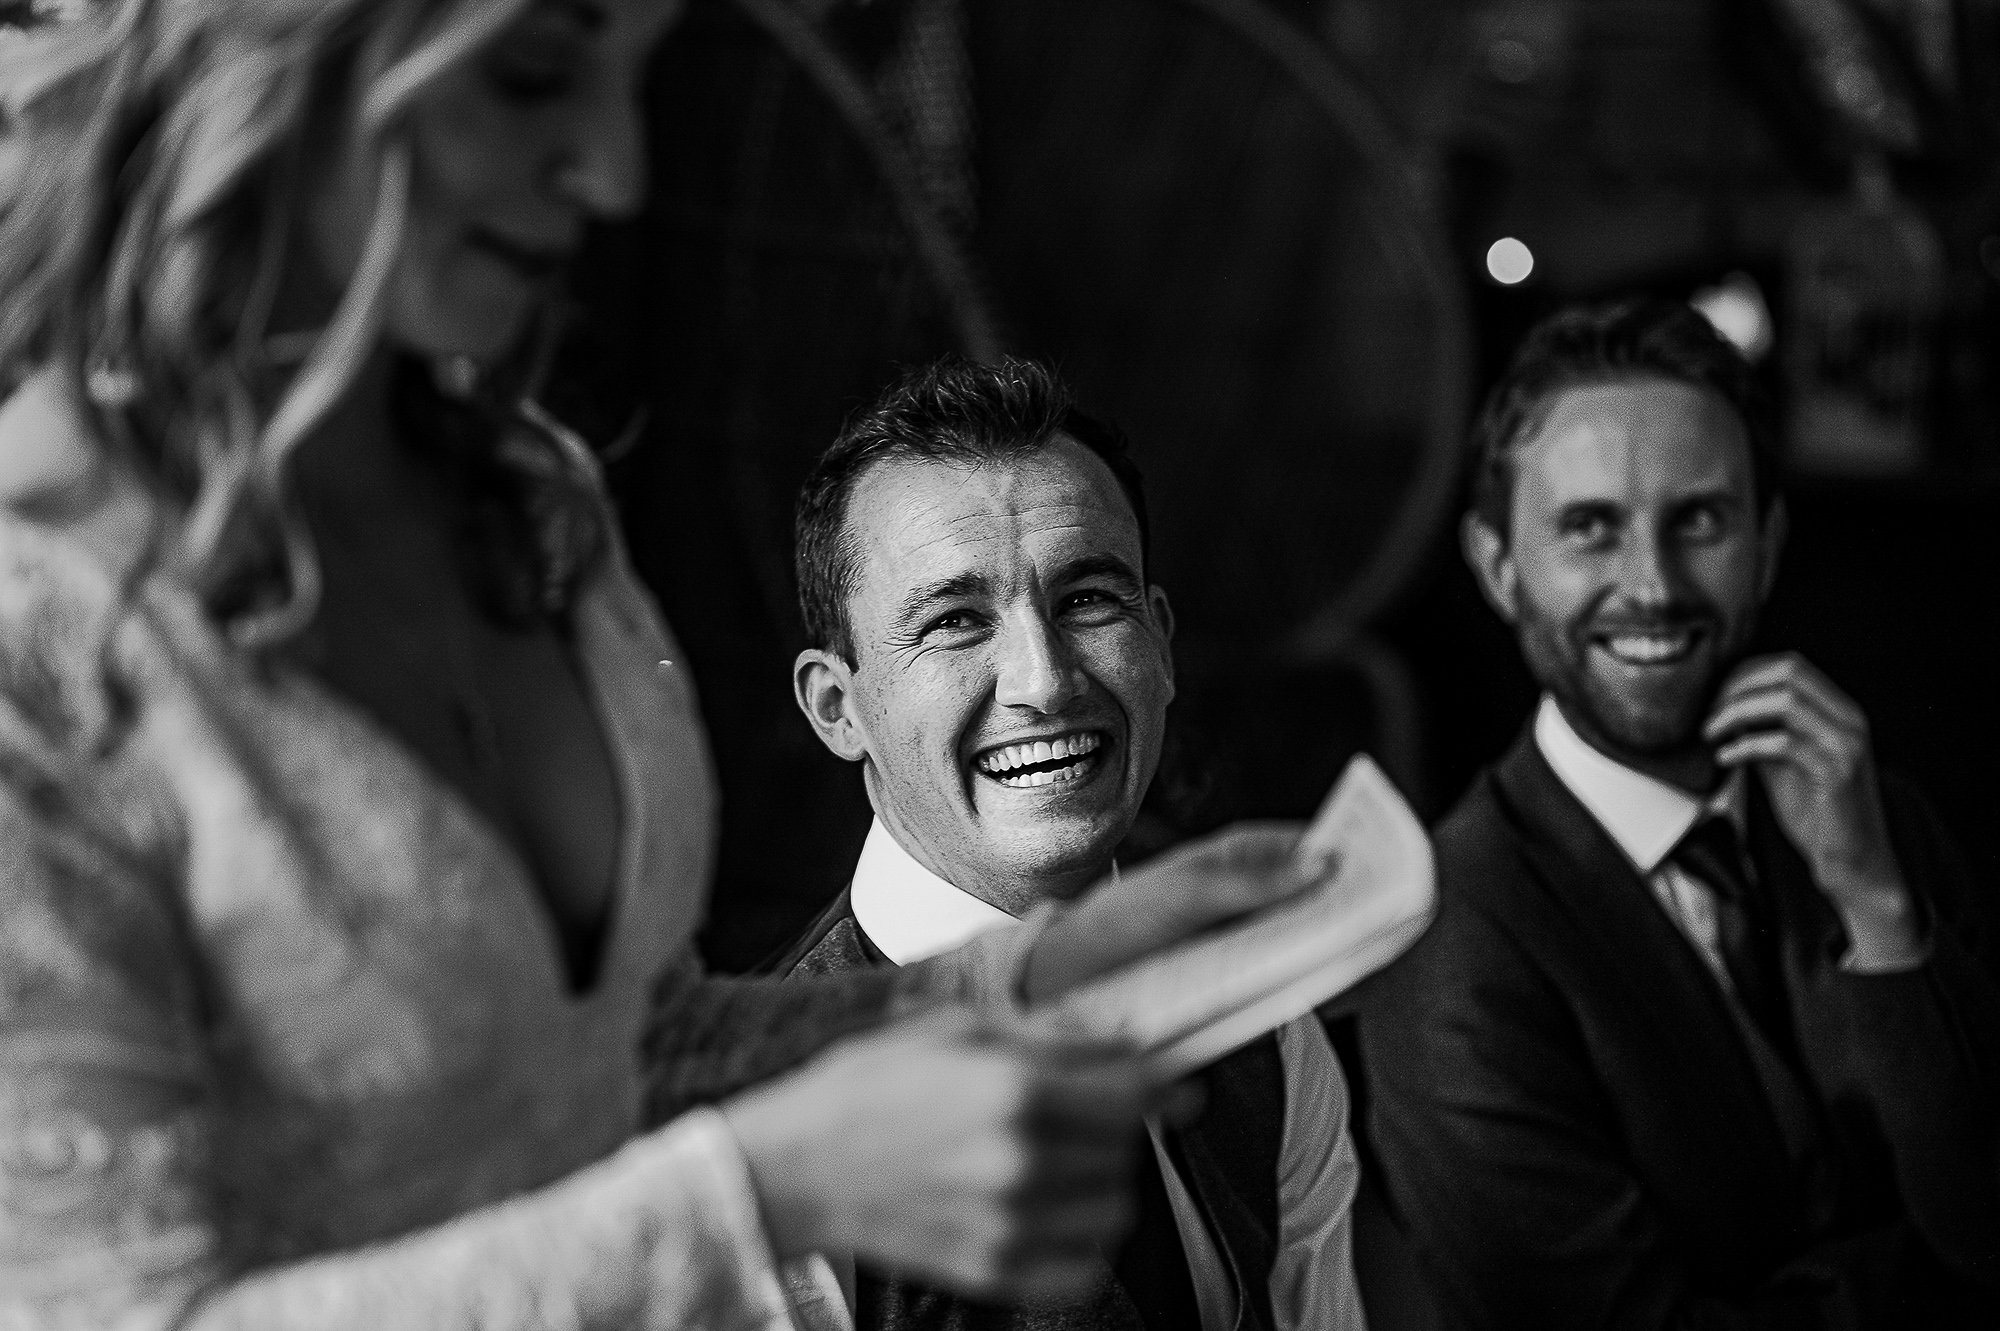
[[0, 0, 542, 646]]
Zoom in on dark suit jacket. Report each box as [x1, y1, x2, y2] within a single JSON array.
[[1353, 727, 2000, 1330], [778, 892, 1288, 1331]]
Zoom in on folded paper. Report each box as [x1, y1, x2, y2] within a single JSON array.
[[1059, 754, 1436, 1078]]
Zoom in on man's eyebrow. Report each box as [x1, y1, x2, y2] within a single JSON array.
[[1555, 498, 1621, 518], [1056, 554, 1143, 589], [1666, 484, 1741, 507], [893, 572, 989, 629]]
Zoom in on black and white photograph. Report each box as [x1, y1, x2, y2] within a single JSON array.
[[1, 1, 1997, 1327]]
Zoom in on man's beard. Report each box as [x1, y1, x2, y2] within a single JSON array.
[[1516, 601, 1751, 766]]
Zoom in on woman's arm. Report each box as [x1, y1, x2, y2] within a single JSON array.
[[644, 825, 1317, 1123], [173, 1113, 793, 1330], [0, 760, 783, 1330], [6, 1027, 1145, 1331], [2, 782, 1155, 1330], [4, 907, 1149, 1330]]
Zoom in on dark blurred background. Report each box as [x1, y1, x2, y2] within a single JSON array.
[[560, 0, 2000, 973]]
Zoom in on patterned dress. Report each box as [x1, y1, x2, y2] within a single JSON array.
[[0, 396, 1027, 1329]]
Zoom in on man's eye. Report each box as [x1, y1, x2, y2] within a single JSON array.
[[1677, 506, 1723, 541], [1061, 590, 1125, 619], [1561, 513, 1611, 545], [924, 610, 979, 635]]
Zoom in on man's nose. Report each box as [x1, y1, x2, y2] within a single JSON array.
[[994, 617, 1084, 713], [1615, 526, 1686, 610]]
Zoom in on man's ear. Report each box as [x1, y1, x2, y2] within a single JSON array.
[[1461, 511, 1521, 627], [1147, 583, 1177, 700], [1755, 496, 1788, 604], [793, 647, 870, 762], [1147, 583, 1176, 643]]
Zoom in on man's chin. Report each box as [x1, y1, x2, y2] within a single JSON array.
[[975, 817, 1128, 898], [1567, 682, 1711, 762]]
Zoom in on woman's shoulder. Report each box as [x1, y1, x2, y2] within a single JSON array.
[[0, 384, 203, 1126]]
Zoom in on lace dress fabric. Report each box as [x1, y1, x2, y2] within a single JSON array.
[[0, 429, 1029, 1328]]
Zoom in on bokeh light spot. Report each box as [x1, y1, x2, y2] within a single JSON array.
[[1691, 271, 1775, 363], [1486, 237, 1534, 286]]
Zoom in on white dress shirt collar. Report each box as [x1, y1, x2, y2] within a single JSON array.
[[1533, 695, 1745, 874], [848, 818, 1019, 965]]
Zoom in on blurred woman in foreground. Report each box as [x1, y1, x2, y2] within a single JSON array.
[[0, 0, 1311, 1325]]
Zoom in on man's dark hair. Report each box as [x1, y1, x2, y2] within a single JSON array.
[[1468, 298, 1782, 539], [796, 355, 1149, 663]]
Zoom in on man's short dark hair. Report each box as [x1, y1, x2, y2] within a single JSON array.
[[1469, 298, 1782, 539], [796, 355, 1149, 663]]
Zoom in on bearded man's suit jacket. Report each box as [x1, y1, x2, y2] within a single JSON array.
[[1354, 721, 2000, 1330], [778, 821, 1365, 1331]]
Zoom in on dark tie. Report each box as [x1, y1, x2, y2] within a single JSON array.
[[1109, 1141, 1205, 1331], [1670, 815, 1796, 1061]]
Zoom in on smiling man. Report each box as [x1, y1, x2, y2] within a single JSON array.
[[778, 356, 1365, 1331], [1354, 300, 2000, 1329]]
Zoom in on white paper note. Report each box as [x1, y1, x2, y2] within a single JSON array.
[[1058, 754, 1435, 1078]]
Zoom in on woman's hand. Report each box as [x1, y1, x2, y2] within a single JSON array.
[[720, 1007, 1158, 1303], [1022, 821, 1317, 1004]]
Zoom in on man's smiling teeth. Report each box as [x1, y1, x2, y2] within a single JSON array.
[[976, 732, 1103, 787], [1601, 631, 1694, 665]]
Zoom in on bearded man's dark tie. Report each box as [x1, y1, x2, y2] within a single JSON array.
[[1670, 815, 1797, 1063]]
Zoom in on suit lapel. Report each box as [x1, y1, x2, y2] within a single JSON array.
[[1487, 730, 1799, 1201], [768, 887, 890, 976], [1165, 1035, 1285, 1331]]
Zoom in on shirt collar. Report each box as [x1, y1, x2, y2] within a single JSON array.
[[848, 818, 1020, 965], [1533, 695, 1745, 875]]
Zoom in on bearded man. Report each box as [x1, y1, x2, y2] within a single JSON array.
[[1354, 299, 2000, 1329]]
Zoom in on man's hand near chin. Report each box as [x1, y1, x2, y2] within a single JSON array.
[[1704, 652, 1926, 972], [1019, 822, 1318, 1005]]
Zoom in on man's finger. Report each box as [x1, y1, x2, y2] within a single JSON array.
[[1713, 727, 1834, 782], [1716, 653, 1865, 729], [1703, 689, 1802, 744], [1712, 651, 1808, 695], [1704, 681, 1857, 749], [1716, 651, 1817, 698]]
